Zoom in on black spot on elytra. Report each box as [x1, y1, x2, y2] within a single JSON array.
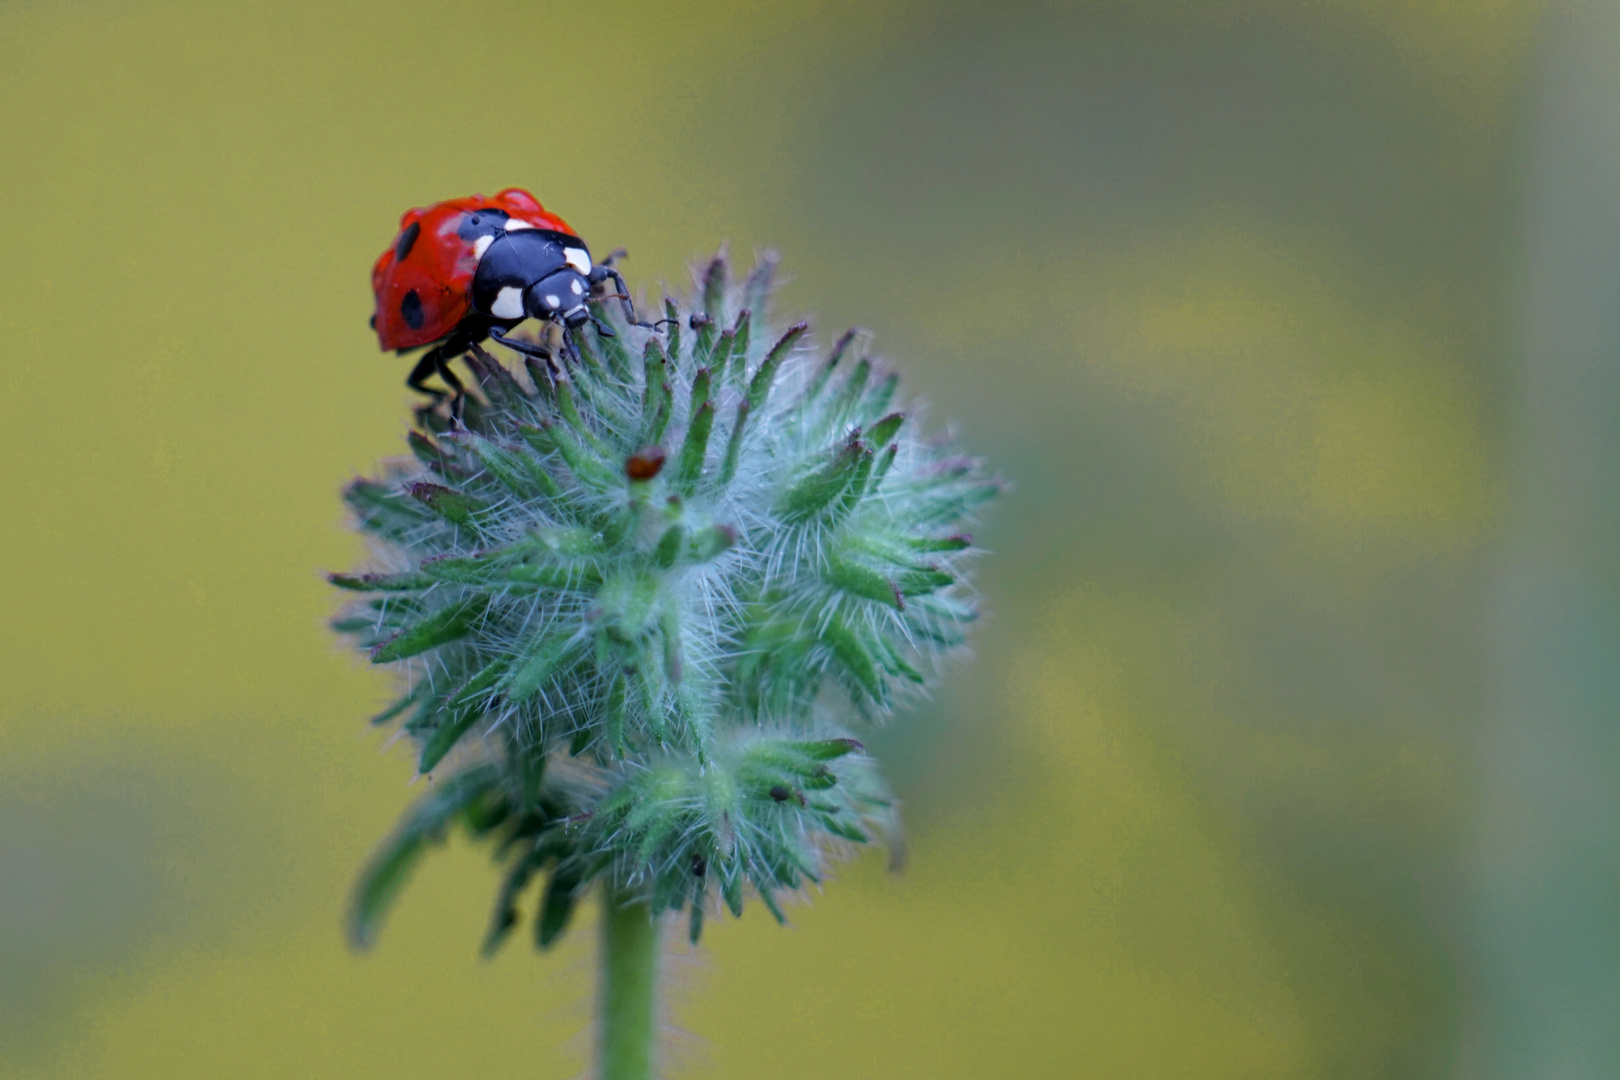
[[395, 221, 420, 262], [401, 289, 424, 330]]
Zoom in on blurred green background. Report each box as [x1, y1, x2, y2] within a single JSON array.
[[4, 0, 1617, 1076]]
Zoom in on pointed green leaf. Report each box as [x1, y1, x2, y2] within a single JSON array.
[[746, 322, 808, 415], [370, 685, 426, 726], [863, 373, 898, 422], [778, 440, 869, 521], [907, 533, 972, 553], [537, 861, 584, 949], [719, 400, 750, 486], [727, 310, 752, 382], [802, 329, 856, 408], [701, 254, 727, 327], [371, 595, 489, 662], [663, 299, 681, 364], [721, 860, 744, 917], [687, 524, 736, 564], [640, 337, 669, 429], [655, 524, 685, 568], [688, 366, 713, 419], [830, 358, 871, 421], [518, 421, 614, 489], [867, 412, 905, 448], [346, 764, 500, 949], [898, 566, 955, 596], [464, 346, 526, 406], [456, 432, 559, 498], [329, 571, 434, 592], [753, 878, 786, 923], [709, 329, 737, 385], [674, 401, 714, 491], [343, 478, 432, 543], [744, 251, 777, 318], [824, 557, 903, 609], [870, 443, 898, 490], [822, 616, 884, 701], [869, 631, 925, 684], [482, 834, 567, 957], [820, 815, 871, 844], [407, 430, 465, 476], [407, 482, 487, 527], [506, 561, 603, 591], [688, 893, 705, 944], [555, 381, 612, 457], [792, 738, 866, 761], [417, 658, 506, 773], [504, 634, 576, 701]]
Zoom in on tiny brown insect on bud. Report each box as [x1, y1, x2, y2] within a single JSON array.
[[769, 785, 792, 802], [691, 853, 707, 877], [625, 445, 666, 480]]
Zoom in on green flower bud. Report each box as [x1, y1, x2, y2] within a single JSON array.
[[335, 252, 998, 952]]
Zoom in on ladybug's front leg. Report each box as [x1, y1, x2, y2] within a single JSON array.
[[489, 325, 553, 362], [588, 266, 657, 329]]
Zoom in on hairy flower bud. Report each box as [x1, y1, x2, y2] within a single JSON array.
[[334, 252, 998, 952]]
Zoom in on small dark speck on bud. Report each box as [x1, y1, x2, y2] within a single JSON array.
[[626, 445, 666, 480], [691, 853, 707, 877]]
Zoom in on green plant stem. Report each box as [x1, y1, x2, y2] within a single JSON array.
[[600, 888, 660, 1080]]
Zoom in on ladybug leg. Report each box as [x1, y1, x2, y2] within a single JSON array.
[[406, 343, 469, 423], [588, 266, 657, 329], [407, 348, 449, 402], [489, 325, 553, 361], [432, 353, 466, 423]]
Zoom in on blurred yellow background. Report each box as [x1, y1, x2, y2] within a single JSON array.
[[4, 0, 1617, 1077]]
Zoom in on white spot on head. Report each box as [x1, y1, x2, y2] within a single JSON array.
[[563, 248, 591, 274], [492, 287, 524, 319], [473, 235, 494, 260], [570, 278, 583, 295], [505, 219, 535, 231], [544, 294, 561, 309]]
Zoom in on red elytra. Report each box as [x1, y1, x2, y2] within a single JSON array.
[[371, 188, 576, 352]]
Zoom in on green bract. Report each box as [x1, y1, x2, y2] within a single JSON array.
[[333, 251, 998, 953]]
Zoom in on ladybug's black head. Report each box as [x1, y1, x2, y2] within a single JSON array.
[[523, 269, 593, 328]]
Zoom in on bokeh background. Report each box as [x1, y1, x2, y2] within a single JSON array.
[[3, 0, 1617, 1076]]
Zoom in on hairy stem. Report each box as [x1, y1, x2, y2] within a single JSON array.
[[599, 888, 660, 1080]]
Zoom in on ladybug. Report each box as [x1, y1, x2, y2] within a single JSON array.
[[370, 188, 644, 411]]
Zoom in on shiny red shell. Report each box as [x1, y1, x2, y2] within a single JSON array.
[[371, 188, 576, 352]]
